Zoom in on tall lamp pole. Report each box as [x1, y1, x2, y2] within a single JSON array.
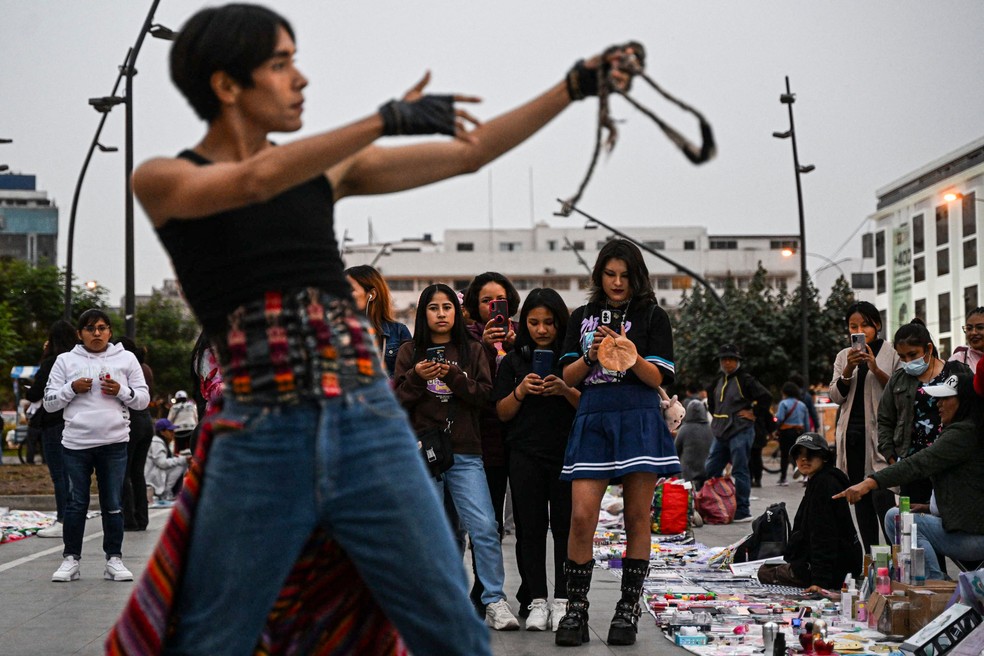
[[63, 0, 176, 335], [773, 76, 814, 382], [0, 138, 11, 172]]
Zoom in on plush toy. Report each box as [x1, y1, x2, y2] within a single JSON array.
[[660, 392, 686, 435]]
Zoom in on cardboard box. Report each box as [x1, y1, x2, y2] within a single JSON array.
[[901, 603, 983, 656], [909, 588, 958, 634], [892, 580, 958, 595], [868, 591, 910, 637]]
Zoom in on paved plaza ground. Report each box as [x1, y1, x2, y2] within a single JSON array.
[[0, 464, 802, 655]]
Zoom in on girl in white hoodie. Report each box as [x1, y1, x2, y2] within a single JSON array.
[[44, 309, 149, 583]]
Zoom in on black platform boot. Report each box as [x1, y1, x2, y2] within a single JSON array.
[[555, 559, 594, 647], [607, 558, 648, 646]]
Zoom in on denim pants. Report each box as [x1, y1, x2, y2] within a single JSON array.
[[41, 422, 67, 522], [884, 508, 984, 580], [166, 379, 489, 656], [704, 426, 753, 518], [62, 441, 128, 560], [435, 453, 508, 606]]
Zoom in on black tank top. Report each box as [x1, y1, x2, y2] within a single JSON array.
[[155, 150, 350, 334]]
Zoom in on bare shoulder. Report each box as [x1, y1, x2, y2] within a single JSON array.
[[133, 156, 200, 227]]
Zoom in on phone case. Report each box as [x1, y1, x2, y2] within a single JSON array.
[[489, 300, 509, 326], [532, 349, 554, 377]]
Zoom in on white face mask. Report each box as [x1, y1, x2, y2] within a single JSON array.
[[902, 354, 930, 377]]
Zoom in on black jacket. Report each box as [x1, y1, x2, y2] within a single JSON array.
[[706, 368, 772, 440], [785, 464, 862, 588]]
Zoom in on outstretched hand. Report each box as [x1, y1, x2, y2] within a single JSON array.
[[400, 71, 482, 143], [832, 478, 877, 504]]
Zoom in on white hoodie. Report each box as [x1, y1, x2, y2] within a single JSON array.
[[44, 343, 150, 450]]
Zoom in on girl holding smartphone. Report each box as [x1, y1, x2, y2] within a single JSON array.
[[494, 288, 580, 631], [556, 240, 679, 647], [393, 284, 520, 631]]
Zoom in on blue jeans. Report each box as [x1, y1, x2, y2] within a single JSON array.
[[41, 422, 67, 522], [166, 379, 489, 656], [62, 441, 128, 559], [436, 453, 508, 606], [704, 426, 753, 518], [884, 508, 984, 580]]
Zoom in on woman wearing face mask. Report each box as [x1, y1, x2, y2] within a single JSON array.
[[828, 302, 899, 550], [877, 318, 970, 508]]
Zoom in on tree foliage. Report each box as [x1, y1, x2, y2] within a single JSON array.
[[674, 263, 855, 396], [134, 291, 200, 408]]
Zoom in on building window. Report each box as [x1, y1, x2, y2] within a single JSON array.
[[572, 240, 585, 250], [577, 276, 592, 290], [876, 270, 886, 294], [547, 240, 557, 251], [851, 272, 875, 289], [912, 215, 924, 254], [939, 292, 951, 332], [452, 279, 471, 290], [913, 256, 925, 283], [456, 242, 474, 252], [875, 231, 885, 267], [965, 238, 978, 269], [770, 239, 798, 250], [861, 233, 874, 258], [512, 279, 536, 291], [966, 285, 979, 319], [499, 242, 522, 252], [656, 277, 671, 290], [936, 205, 949, 246], [543, 276, 570, 290], [915, 298, 926, 321], [684, 240, 696, 251], [709, 239, 738, 250], [963, 192, 977, 238], [671, 276, 693, 290], [938, 337, 951, 360], [389, 279, 415, 291], [937, 248, 950, 276], [642, 240, 665, 251]]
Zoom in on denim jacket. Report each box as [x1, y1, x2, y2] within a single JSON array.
[[380, 320, 411, 377]]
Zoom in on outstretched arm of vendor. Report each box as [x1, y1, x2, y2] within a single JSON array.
[[832, 477, 878, 504]]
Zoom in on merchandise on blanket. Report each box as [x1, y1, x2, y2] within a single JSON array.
[[901, 603, 982, 656], [651, 478, 693, 535], [732, 502, 791, 563], [695, 475, 736, 524], [1, 509, 56, 543]]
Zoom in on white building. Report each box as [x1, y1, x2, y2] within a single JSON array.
[[342, 223, 805, 320], [866, 136, 984, 357]]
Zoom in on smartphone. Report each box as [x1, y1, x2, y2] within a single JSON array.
[[600, 308, 623, 328], [425, 346, 446, 363], [488, 299, 509, 327], [532, 349, 554, 378], [850, 333, 866, 352]]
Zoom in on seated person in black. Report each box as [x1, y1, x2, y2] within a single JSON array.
[[758, 433, 862, 591]]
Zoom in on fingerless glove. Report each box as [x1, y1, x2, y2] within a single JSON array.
[[378, 95, 456, 136]]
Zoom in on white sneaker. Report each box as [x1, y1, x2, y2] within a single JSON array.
[[485, 599, 520, 631], [52, 556, 80, 582], [37, 522, 63, 538], [104, 557, 133, 582], [550, 598, 568, 632], [525, 598, 550, 631]]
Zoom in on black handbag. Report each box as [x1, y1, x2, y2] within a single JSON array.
[[416, 402, 455, 478]]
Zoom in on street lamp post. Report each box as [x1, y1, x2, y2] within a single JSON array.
[[0, 138, 11, 173], [773, 76, 815, 382], [62, 0, 175, 335]]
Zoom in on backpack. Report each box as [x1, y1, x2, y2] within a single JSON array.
[[733, 502, 791, 562]]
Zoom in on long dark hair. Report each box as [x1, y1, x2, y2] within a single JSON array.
[[412, 284, 470, 367], [44, 320, 78, 359], [894, 317, 936, 358], [844, 301, 882, 336], [514, 288, 570, 359], [462, 272, 521, 321], [588, 239, 656, 306]]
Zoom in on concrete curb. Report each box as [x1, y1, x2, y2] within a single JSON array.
[[0, 494, 93, 511]]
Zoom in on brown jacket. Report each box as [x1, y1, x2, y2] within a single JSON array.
[[393, 340, 491, 456]]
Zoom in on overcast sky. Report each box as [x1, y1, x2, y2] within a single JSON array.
[[2, 1, 983, 303]]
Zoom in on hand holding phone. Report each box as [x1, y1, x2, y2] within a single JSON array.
[[850, 333, 866, 352], [425, 346, 447, 363], [488, 300, 509, 327], [532, 349, 554, 378]]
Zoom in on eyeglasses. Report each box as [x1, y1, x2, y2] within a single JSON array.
[[963, 324, 984, 333], [82, 324, 110, 334]]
